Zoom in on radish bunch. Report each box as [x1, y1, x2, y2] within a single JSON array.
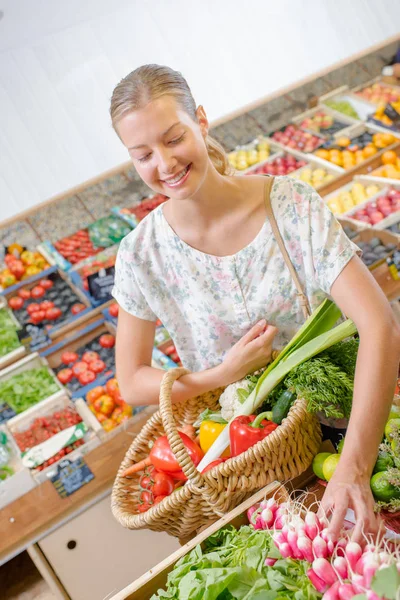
[[247, 497, 400, 599]]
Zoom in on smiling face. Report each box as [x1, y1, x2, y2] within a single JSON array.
[[116, 95, 211, 198]]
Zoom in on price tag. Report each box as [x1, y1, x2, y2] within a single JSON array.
[[87, 266, 115, 303], [0, 402, 16, 424], [384, 104, 400, 123], [50, 457, 94, 498], [17, 322, 52, 352]]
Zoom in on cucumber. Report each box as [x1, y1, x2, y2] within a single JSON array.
[[272, 390, 296, 425]]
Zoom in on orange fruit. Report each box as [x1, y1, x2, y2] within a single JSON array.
[[363, 145, 378, 158], [373, 133, 386, 149], [382, 133, 396, 146], [315, 149, 330, 160], [382, 150, 398, 165], [336, 136, 351, 147]]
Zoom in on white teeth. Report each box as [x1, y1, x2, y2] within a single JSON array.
[[164, 166, 188, 184]]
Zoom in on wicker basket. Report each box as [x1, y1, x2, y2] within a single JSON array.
[[112, 368, 322, 539]]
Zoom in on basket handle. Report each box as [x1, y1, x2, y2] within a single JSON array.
[[158, 367, 205, 487]]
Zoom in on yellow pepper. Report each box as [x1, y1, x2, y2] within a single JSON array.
[[199, 421, 230, 458]]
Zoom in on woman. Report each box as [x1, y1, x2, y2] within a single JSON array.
[[110, 64, 400, 540]]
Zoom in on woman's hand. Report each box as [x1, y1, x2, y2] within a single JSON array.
[[221, 319, 278, 385], [318, 461, 380, 544]]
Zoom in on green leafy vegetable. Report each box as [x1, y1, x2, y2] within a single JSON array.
[[0, 367, 59, 414], [0, 308, 21, 357], [371, 563, 400, 599]]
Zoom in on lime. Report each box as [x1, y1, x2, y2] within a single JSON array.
[[384, 418, 400, 441], [312, 452, 332, 480], [373, 450, 394, 474], [391, 438, 400, 456], [322, 454, 341, 482], [389, 405, 400, 421], [336, 437, 345, 454], [370, 471, 400, 502]]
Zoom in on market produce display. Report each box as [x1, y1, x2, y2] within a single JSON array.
[[12, 406, 82, 453], [75, 253, 116, 293], [0, 307, 21, 358], [371, 100, 400, 132], [357, 236, 397, 268], [0, 367, 60, 415], [151, 495, 400, 599], [298, 110, 350, 136], [296, 166, 337, 189], [247, 154, 307, 176], [0, 431, 14, 481], [340, 224, 360, 240], [85, 377, 133, 432], [314, 131, 396, 169], [55, 332, 116, 392], [228, 138, 273, 170], [370, 150, 400, 180], [116, 193, 168, 226], [87, 215, 131, 248], [271, 124, 324, 153], [324, 98, 360, 120], [325, 181, 381, 215], [347, 187, 400, 225], [53, 229, 104, 265], [7, 273, 88, 329], [0, 247, 50, 289], [355, 82, 400, 105]]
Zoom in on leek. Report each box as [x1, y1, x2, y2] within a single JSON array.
[[196, 302, 356, 472]]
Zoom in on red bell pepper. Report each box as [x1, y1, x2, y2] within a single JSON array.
[[230, 412, 278, 457]]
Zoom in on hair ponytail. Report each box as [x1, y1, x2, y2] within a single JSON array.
[[205, 134, 233, 176]]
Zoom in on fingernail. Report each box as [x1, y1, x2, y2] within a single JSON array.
[[257, 319, 266, 326]]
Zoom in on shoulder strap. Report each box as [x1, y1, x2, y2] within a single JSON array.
[[264, 177, 311, 319]]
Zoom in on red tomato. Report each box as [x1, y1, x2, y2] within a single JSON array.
[[154, 495, 167, 504], [78, 370, 96, 386], [45, 307, 62, 320], [30, 310, 46, 324], [152, 472, 175, 497], [8, 297, 24, 310], [99, 334, 115, 348], [137, 503, 151, 513], [71, 303, 86, 315], [89, 359, 106, 374], [18, 288, 31, 299], [109, 303, 119, 318], [72, 361, 88, 376], [86, 386, 104, 404], [139, 474, 153, 490], [31, 285, 46, 298], [139, 490, 153, 504], [82, 351, 99, 364], [57, 368, 74, 384], [105, 378, 119, 396], [10, 262, 25, 279], [61, 351, 79, 365], [40, 300, 55, 311], [39, 279, 53, 290], [27, 303, 41, 315]]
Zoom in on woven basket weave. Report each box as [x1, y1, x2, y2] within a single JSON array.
[[112, 368, 322, 539]]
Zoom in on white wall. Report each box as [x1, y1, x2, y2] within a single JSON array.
[[0, 0, 399, 221]]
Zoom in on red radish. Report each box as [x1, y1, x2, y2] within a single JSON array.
[[313, 535, 328, 559], [247, 505, 259, 522], [297, 535, 314, 563], [260, 508, 274, 528], [344, 541, 362, 572], [333, 556, 348, 579], [272, 531, 286, 546], [312, 558, 337, 586], [276, 542, 292, 558], [363, 558, 379, 588], [322, 581, 340, 600], [352, 573, 366, 594], [287, 529, 303, 559], [336, 538, 347, 557], [307, 568, 329, 594], [274, 515, 287, 529], [264, 558, 277, 567], [305, 512, 320, 540], [338, 583, 356, 599]]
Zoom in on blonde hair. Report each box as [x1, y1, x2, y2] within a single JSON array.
[[110, 64, 231, 176]]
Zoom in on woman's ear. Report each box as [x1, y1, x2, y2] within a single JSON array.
[[196, 105, 209, 138]]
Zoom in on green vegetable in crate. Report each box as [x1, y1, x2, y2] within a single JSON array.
[[88, 216, 131, 248], [0, 308, 21, 357], [0, 367, 59, 414]]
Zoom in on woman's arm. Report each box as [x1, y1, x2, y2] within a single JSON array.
[[116, 307, 278, 406], [320, 255, 400, 540]]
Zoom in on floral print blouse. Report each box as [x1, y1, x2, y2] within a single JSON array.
[[112, 176, 358, 372]]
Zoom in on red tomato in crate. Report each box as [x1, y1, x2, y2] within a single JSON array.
[[86, 386, 104, 404], [27, 303, 41, 314], [40, 300, 55, 311], [89, 359, 106, 374], [31, 285, 45, 299], [105, 378, 119, 396], [8, 297, 24, 310], [10, 261, 26, 280], [109, 303, 119, 318], [99, 334, 115, 348], [71, 303, 86, 315], [72, 361, 88, 377], [82, 351, 99, 364], [78, 370, 96, 386], [61, 351, 79, 365], [57, 368, 74, 384], [30, 310, 46, 324], [39, 279, 53, 290], [45, 307, 62, 320], [18, 288, 31, 300]]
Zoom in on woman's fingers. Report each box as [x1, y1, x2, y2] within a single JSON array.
[[250, 324, 278, 349], [240, 319, 267, 344]]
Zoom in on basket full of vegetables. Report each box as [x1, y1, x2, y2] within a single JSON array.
[[112, 300, 357, 539]]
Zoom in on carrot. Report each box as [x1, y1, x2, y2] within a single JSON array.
[[179, 424, 196, 440], [121, 456, 151, 477]]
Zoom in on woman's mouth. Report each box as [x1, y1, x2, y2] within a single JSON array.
[[161, 164, 191, 188]]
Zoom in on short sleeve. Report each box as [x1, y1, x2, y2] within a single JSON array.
[[290, 179, 360, 294], [112, 236, 157, 321]]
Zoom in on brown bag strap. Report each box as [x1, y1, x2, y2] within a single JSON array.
[[264, 177, 311, 319]]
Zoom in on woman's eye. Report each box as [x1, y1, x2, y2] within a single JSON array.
[[169, 134, 185, 145], [138, 153, 151, 163]]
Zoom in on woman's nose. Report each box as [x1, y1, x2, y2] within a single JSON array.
[[157, 148, 177, 175]]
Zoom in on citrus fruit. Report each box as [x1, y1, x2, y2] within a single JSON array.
[[373, 450, 394, 473], [336, 438, 345, 453], [322, 454, 341, 481], [389, 405, 400, 421], [382, 150, 398, 165], [370, 471, 400, 502], [384, 418, 400, 441], [312, 452, 332, 480]]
